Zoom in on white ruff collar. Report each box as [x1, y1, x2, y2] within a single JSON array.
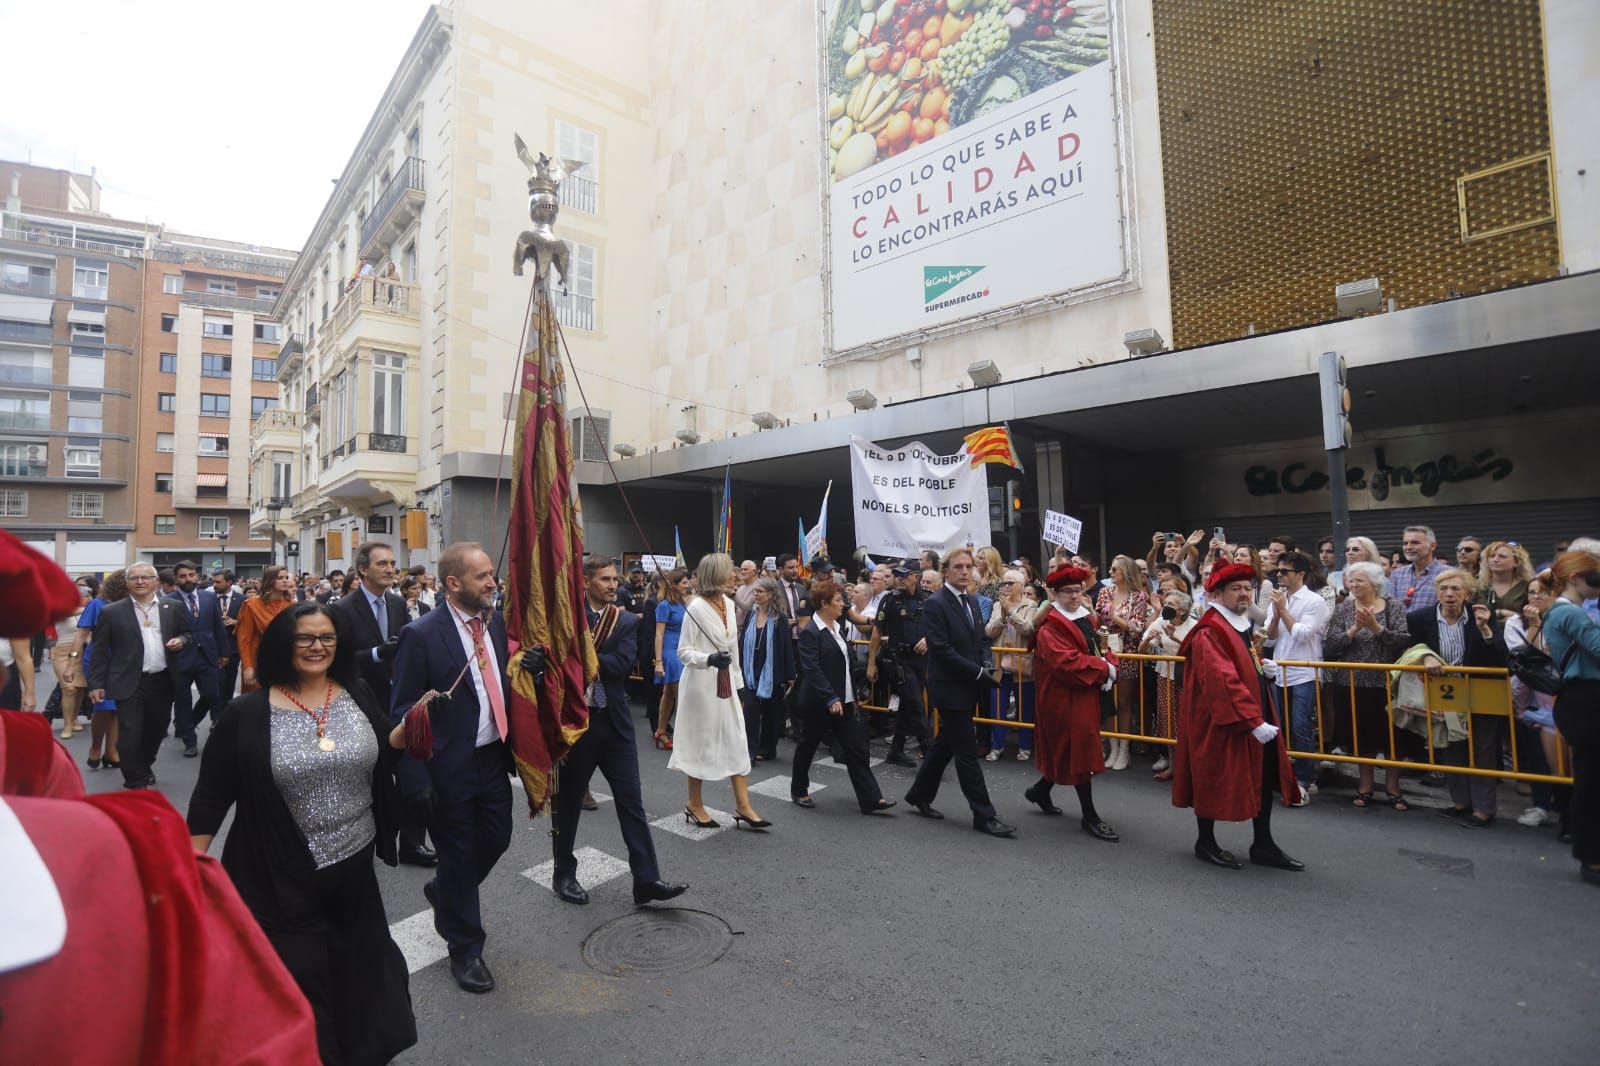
[[1053, 602, 1092, 621], [1208, 601, 1252, 632]]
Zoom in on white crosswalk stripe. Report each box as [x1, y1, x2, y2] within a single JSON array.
[[390, 908, 449, 975], [747, 774, 826, 800], [522, 845, 631, 893], [652, 804, 734, 840]]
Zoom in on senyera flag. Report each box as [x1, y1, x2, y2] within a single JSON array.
[[964, 424, 1024, 470], [503, 285, 597, 816]]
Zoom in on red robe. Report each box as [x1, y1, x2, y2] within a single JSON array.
[[1170, 609, 1298, 821], [1031, 607, 1113, 785]]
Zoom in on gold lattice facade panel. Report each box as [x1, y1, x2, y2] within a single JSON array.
[[1152, 0, 1560, 349]]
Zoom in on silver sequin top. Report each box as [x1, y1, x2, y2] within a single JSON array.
[[269, 689, 378, 869]]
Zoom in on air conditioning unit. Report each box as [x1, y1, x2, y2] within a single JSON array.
[[114, 248, 132, 258], [367, 515, 392, 534], [570, 412, 611, 462]]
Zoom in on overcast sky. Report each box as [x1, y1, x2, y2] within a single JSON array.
[[0, 0, 435, 251]]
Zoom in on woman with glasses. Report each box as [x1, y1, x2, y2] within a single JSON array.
[[187, 603, 415, 1065], [1475, 540, 1534, 624], [1321, 561, 1411, 809], [1332, 536, 1387, 598], [984, 569, 1039, 762], [237, 564, 297, 692]]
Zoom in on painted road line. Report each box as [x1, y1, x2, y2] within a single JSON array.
[[511, 776, 613, 805], [813, 755, 885, 771], [652, 805, 734, 841], [390, 909, 449, 975], [522, 846, 632, 894], [747, 774, 827, 800]]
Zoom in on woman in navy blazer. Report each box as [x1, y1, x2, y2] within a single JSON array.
[[740, 577, 796, 761]]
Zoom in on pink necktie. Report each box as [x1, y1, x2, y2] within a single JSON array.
[[468, 617, 508, 741]]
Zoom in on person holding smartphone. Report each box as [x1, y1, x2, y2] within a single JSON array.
[[1139, 591, 1197, 780]]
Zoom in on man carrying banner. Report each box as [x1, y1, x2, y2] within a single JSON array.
[[868, 561, 933, 767], [552, 556, 688, 907]]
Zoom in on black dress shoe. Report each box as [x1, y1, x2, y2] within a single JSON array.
[[1194, 841, 1242, 869], [862, 798, 897, 814], [906, 798, 943, 819], [974, 817, 1016, 837], [1248, 845, 1306, 872], [633, 880, 689, 905], [1080, 817, 1120, 843], [791, 795, 816, 809], [399, 843, 438, 867], [885, 752, 918, 768], [450, 955, 495, 993], [553, 873, 589, 905], [1023, 785, 1063, 815], [183, 743, 199, 758]]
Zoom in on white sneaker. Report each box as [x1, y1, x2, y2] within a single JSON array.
[[984, 750, 999, 762], [1152, 756, 1171, 773], [1017, 749, 1031, 761], [1516, 806, 1550, 827], [1291, 785, 1310, 807]]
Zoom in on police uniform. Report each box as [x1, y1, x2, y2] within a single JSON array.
[[875, 572, 933, 761]]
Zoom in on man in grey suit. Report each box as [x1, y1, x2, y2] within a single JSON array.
[[86, 562, 193, 789]]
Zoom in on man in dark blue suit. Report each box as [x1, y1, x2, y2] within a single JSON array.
[[210, 569, 242, 704], [168, 559, 229, 758], [390, 541, 525, 994], [905, 547, 1016, 837], [551, 556, 688, 906]]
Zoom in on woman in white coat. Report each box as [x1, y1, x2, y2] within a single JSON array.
[[668, 552, 771, 830]]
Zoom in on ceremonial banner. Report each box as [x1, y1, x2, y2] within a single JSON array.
[[850, 435, 990, 557]]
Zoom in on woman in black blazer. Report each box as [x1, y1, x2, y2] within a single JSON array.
[[790, 579, 895, 814], [188, 602, 416, 1066], [740, 576, 797, 761]]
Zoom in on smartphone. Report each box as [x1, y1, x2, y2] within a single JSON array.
[[1214, 526, 1226, 543]]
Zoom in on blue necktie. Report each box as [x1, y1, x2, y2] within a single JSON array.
[[374, 594, 388, 641], [587, 610, 606, 707]]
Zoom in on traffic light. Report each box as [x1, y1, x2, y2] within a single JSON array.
[[1318, 351, 1351, 450], [1005, 480, 1023, 528]]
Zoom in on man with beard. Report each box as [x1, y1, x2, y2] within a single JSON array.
[[167, 559, 229, 758]]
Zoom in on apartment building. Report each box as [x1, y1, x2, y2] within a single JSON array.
[[138, 237, 296, 576], [264, 1, 655, 574], [0, 165, 144, 571]]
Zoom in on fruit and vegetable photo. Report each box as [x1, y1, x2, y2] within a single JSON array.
[[825, 0, 1110, 182]]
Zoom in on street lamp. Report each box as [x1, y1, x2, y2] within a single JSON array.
[[265, 499, 283, 570]]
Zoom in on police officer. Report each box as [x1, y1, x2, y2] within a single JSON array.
[[868, 561, 933, 767]]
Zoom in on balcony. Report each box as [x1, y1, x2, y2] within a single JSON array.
[[331, 278, 420, 351], [276, 333, 304, 378], [554, 290, 595, 332], [304, 382, 321, 424], [249, 494, 298, 540], [181, 289, 277, 314], [359, 157, 425, 258], [250, 407, 301, 447], [321, 430, 417, 508], [558, 174, 598, 215], [0, 274, 54, 297]]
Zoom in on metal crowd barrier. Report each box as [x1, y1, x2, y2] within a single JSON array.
[[844, 641, 1574, 787]]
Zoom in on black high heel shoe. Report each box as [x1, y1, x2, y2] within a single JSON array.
[[87, 753, 101, 770], [732, 812, 772, 830], [683, 807, 721, 829]]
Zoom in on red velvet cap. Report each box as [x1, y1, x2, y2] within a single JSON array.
[[1046, 565, 1092, 589], [0, 528, 82, 637], [1205, 562, 1258, 593]]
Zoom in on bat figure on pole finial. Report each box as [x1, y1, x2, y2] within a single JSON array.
[[512, 133, 585, 293]]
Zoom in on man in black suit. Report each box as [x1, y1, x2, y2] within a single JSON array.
[[777, 554, 813, 738], [551, 556, 687, 907], [85, 562, 193, 789], [1405, 569, 1508, 827], [905, 547, 1015, 836], [332, 539, 436, 867], [210, 569, 242, 704], [791, 578, 894, 813], [167, 559, 229, 758]]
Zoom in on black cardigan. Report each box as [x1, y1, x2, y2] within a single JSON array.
[[186, 679, 400, 930]]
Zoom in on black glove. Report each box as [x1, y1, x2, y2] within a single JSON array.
[[706, 651, 732, 669], [376, 637, 401, 662], [404, 786, 436, 827], [524, 644, 548, 680]]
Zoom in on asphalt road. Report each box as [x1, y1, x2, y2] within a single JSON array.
[[62, 695, 1598, 1066]]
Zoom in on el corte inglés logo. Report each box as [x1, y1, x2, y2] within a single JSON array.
[[923, 265, 989, 311]]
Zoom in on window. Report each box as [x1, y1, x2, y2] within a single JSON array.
[[251, 357, 276, 380], [199, 516, 230, 539], [254, 322, 282, 344], [0, 440, 47, 477], [68, 350, 104, 388], [158, 393, 176, 413], [251, 396, 278, 419], [256, 285, 281, 302], [373, 351, 404, 436], [555, 242, 597, 331], [67, 392, 102, 433], [273, 458, 292, 500], [64, 442, 100, 477], [0, 489, 25, 517], [1, 260, 53, 295], [162, 274, 182, 295], [202, 316, 233, 339], [406, 124, 420, 158], [556, 121, 599, 213], [155, 515, 176, 535], [0, 349, 52, 387], [329, 369, 347, 445], [200, 393, 230, 416], [201, 354, 232, 378], [156, 432, 175, 452], [0, 390, 50, 430], [159, 352, 177, 373], [199, 434, 229, 456], [337, 241, 348, 281], [154, 473, 172, 493], [72, 260, 109, 300], [68, 492, 103, 519], [0, 320, 52, 342], [206, 278, 237, 295], [160, 313, 177, 332], [404, 242, 417, 282], [70, 321, 105, 344]]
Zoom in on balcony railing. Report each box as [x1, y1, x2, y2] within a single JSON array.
[[0, 366, 52, 387], [1, 226, 143, 257], [151, 246, 291, 277], [276, 334, 304, 377], [250, 408, 300, 439], [0, 275, 54, 297], [0, 412, 51, 432], [554, 291, 596, 332], [559, 174, 598, 214], [360, 157, 425, 252], [304, 382, 320, 423], [182, 289, 277, 314], [367, 432, 407, 453], [331, 278, 420, 337]]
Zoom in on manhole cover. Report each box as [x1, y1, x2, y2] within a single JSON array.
[[1397, 848, 1475, 878], [581, 909, 736, 977]]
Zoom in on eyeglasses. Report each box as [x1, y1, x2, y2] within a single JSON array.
[[128, 573, 156, 581], [1345, 546, 1362, 553], [1001, 579, 1020, 585], [291, 634, 339, 648]]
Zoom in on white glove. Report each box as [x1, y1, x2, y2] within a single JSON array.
[[1251, 722, 1280, 745], [1099, 662, 1117, 692], [1261, 659, 1281, 682]]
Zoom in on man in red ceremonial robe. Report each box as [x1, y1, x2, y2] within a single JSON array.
[[1025, 566, 1122, 841], [1172, 563, 1304, 871]]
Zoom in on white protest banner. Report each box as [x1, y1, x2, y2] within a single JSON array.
[[761, 555, 777, 572], [1041, 510, 1082, 553], [640, 554, 678, 573], [803, 523, 826, 563], [849, 435, 990, 558]]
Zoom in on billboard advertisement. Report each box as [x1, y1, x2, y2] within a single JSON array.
[[821, 0, 1129, 355]]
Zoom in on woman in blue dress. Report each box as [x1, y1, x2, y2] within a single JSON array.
[[74, 570, 124, 770], [653, 569, 690, 750]]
